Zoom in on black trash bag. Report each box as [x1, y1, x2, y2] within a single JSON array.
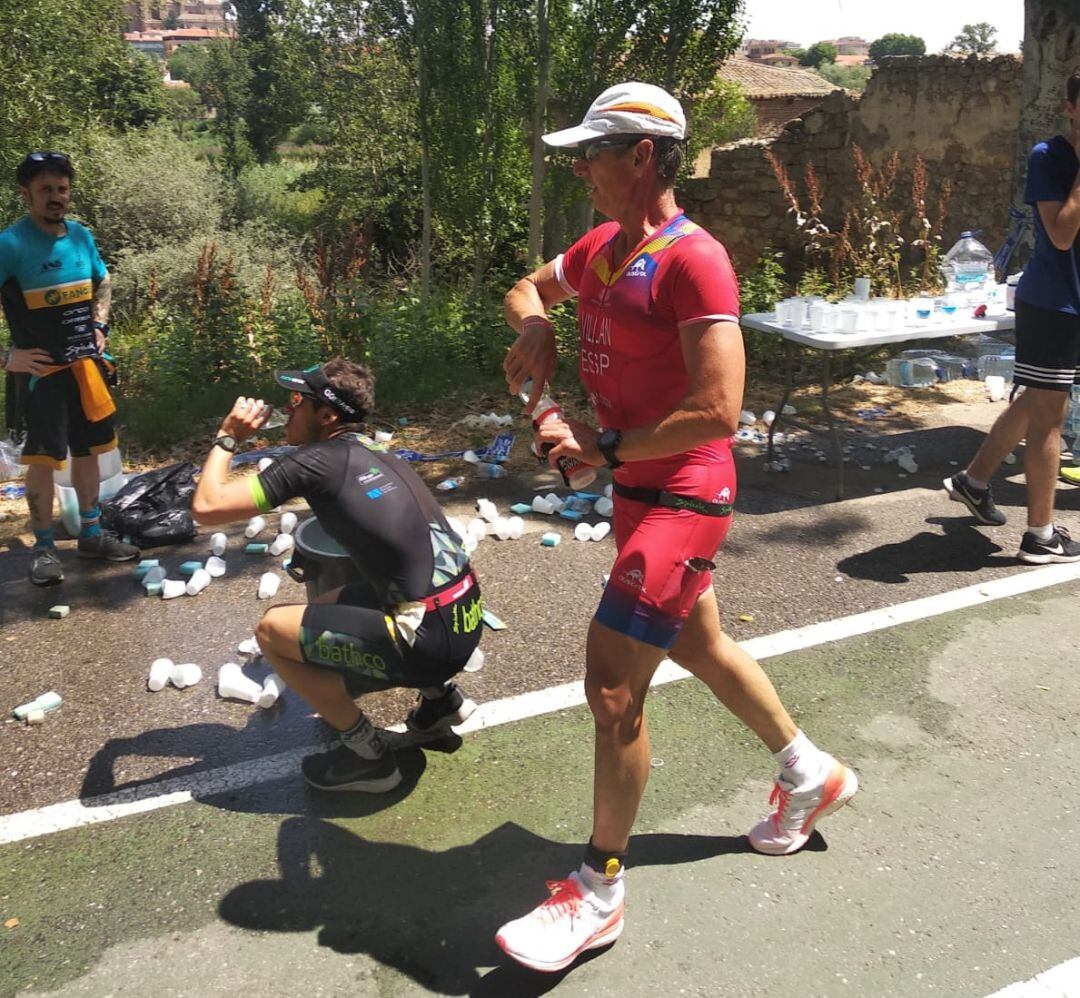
[[101, 461, 197, 547]]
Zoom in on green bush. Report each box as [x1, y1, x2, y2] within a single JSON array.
[[70, 124, 224, 260], [233, 162, 324, 235]]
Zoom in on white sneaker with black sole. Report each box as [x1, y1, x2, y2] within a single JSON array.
[[1017, 525, 1080, 564]]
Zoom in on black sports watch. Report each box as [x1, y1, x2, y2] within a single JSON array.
[[93, 320, 110, 338], [212, 435, 238, 453], [597, 428, 623, 469]]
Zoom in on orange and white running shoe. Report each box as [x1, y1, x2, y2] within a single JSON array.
[[495, 872, 625, 972], [748, 757, 859, 855]]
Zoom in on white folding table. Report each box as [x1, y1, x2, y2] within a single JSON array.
[[739, 311, 1017, 498]]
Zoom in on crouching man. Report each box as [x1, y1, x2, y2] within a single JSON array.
[[193, 357, 481, 791]]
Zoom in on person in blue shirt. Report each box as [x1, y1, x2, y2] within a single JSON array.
[[0, 152, 138, 585], [945, 68, 1080, 564]]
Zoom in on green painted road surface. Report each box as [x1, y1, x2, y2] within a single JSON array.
[[3, 581, 1080, 997]]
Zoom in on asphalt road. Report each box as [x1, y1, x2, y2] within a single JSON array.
[[2, 394, 1080, 996]]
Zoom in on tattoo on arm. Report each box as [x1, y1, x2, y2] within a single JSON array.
[[93, 275, 112, 324]]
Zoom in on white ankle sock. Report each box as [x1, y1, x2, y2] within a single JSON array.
[[773, 730, 827, 788], [1029, 523, 1054, 542], [578, 863, 624, 905]]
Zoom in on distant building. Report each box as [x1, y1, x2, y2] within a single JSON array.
[[123, 1, 231, 33], [832, 36, 870, 57], [759, 52, 800, 68], [743, 39, 802, 61]]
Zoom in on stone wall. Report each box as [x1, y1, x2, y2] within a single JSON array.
[[678, 55, 1022, 280]]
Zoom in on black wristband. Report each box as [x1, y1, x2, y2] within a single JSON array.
[[93, 320, 110, 338]]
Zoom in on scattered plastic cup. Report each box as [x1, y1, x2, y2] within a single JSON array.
[[244, 516, 266, 539], [590, 522, 611, 542], [206, 555, 227, 578], [148, 657, 173, 692], [185, 568, 211, 596], [985, 375, 1006, 401], [170, 663, 202, 688], [258, 672, 286, 708], [280, 512, 298, 535], [257, 572, 281, 600], [161, 579, 186, 600], [210, 532, 227, 556], [269, 533, 294, 556], [218, 662, 262, 703]]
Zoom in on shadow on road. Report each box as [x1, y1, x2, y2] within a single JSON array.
[[837, 516, 1016, 584], [217, 817, 798, 996], [78, 718, 467, 820]]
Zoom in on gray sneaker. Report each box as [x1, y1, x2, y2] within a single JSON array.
[[77, 530, 140, 562], [29, 547, 64, 586]]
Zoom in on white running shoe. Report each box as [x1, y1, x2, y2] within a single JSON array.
[[495, 871, 625, 972], [748, 757, 858, 855]]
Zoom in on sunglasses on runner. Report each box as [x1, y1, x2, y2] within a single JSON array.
[[25, 151, 70, 165], [571, 136, 646, 161]]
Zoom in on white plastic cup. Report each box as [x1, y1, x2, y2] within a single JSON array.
[[185, 568, 211, 596], [574, 522, 592, 541], [170, 663, 203, 688], [206, 555, 227, 578], [148, 657, 173, 692], [142, 565, 168, 588], [244, 516, 266, 539], [161, 579, 186, 600], [280, 511, 298, 535], [590, 521, 611, 542], [462, 534, 478, 555], [853, 277, 871, 301], [593, 496, 614, 517], [838, 307, 859, 333], [985, 375, 1006, 401], [238, 636, 260, 656], [774, 300, 792, 326], [467, 517, 487, 540], [476, 498, 499, 523], [462, 647, 485, 673], [544, 493, 565, 512], [210, 532, 227, 556], [257, 572, 281, 600], [269, 533, 294, 557], [218, 662, 262, 703], [531, 495, 554, 515], [507, 516, 524, 540], [258, 672, 286, 708], [788, 298, 808, 327]]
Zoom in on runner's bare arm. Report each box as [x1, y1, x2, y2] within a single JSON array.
[[92, 274, 112, 353], [192, 396, 270, 524], [543, 319, 744, 467], [1038, 195, 1080, 252], [504, 260, 573, 410]]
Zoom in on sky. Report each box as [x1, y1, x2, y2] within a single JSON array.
[[741, 0, 1025, 55]]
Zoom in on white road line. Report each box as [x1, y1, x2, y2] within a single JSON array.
[[983, 956, 1080, 996], [3, 562, 1079, 846]]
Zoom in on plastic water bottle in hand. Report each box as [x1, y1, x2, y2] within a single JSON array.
[[520, 379, 597, 490], [259, 404, 289, 429]]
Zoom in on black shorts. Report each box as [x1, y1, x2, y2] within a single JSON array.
[[1013, 298, 1080, 392], [298, 574, 483, 694], [19, 367, 117, 469]]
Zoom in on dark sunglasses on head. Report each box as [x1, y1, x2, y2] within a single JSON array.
[[25, 151, 70, 165]]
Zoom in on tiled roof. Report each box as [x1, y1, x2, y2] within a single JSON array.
[[719, 56, 840, 98]]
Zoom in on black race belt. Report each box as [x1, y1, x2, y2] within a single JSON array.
[[612, 482, 732, 517]]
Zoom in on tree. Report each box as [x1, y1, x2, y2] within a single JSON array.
[[816, 60, 872, 92], [224, 0, 311, 162], [162, 9, 180, 28], [948, 22, 998, 55], [799, 41, 838, 68], [1010, 0, 1080, 261], [167, 42, 211, 84], [868, 33, 926, 61], [162, 84, 205, 137]]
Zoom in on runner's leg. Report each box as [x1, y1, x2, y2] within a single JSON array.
[[669, 587, 796, 753]]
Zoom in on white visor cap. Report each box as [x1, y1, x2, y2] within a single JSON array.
[[542, 81, 686, 148]]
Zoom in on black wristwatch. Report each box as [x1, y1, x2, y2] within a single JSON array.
[[212, 435, 238, 453], [597, 428, 623, 469], [93, 320, 110, 338]]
